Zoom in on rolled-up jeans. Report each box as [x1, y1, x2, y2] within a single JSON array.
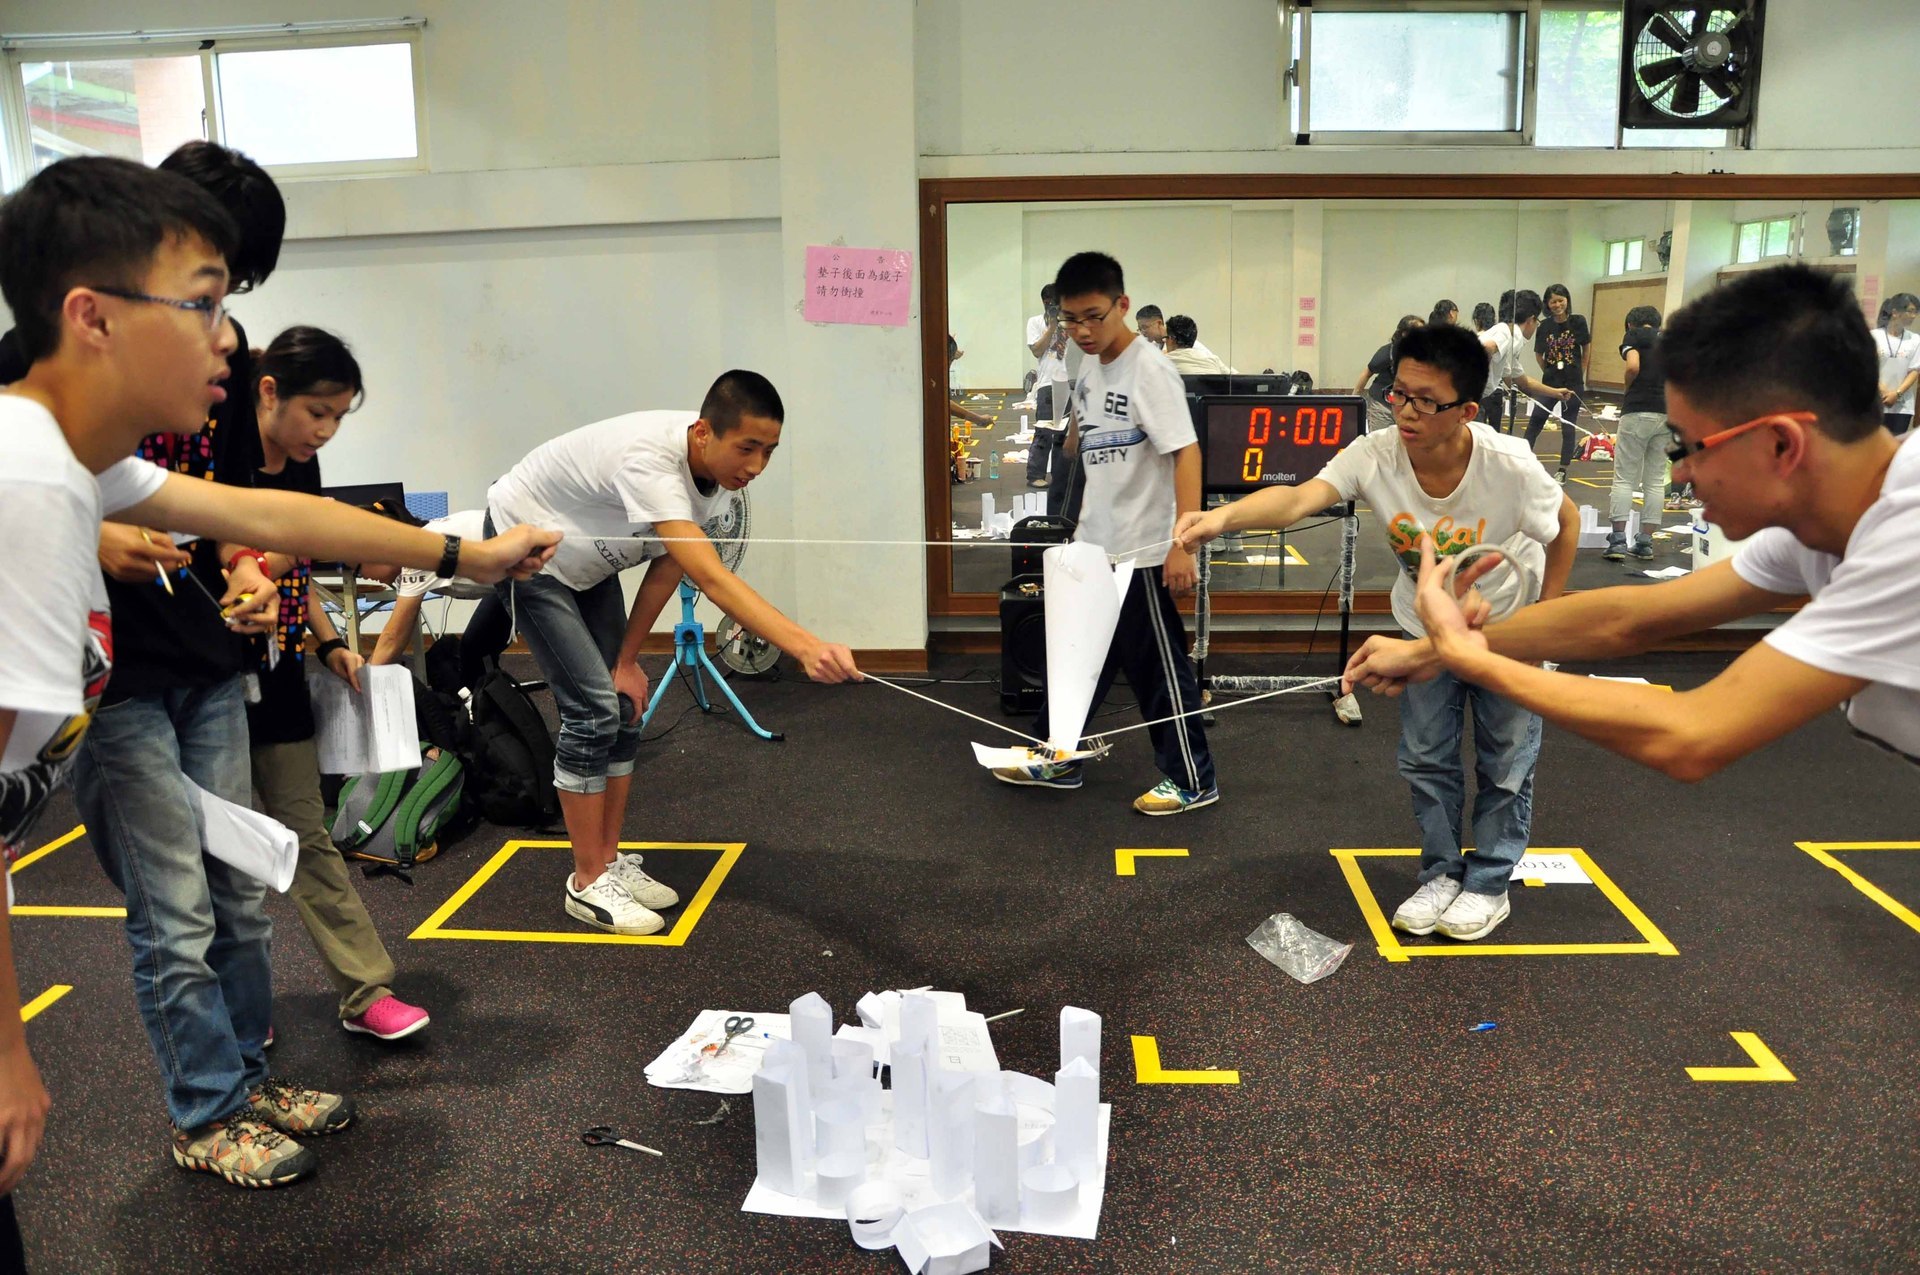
[[498, 569, 639, 794], [1610, 411, 1668, 530], [72, 675, 270, 1130]]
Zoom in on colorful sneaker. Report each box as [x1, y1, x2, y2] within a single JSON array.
[[991, 759, 1083, 789], [608, 852, 681, 910], [564, 870, 665, 936], [1602, 533, 1627, 562], [1554, 467, 1568, 485], [1391, 876, 1463, 936], [1132, 779, 1220, 816], [343, 995, 431, 1042], [1631, 536, 1656, 560], [172, 1112, 315, 1189], [1435, 889, 1512, 941], [248, 1078, 356, 1136]]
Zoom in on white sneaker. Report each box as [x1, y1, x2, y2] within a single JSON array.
[[608, 853, 680, 910], [1434, 890, 1511, 941], [1391, 876, 1463, 935], [564, 871, 664, 936]]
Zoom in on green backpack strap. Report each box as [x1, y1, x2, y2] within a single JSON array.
[[330, 768, 411, 851], [395, 747, 465, 864]]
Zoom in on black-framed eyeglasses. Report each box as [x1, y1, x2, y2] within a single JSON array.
[[86, 286, 229, 333], [1384, 386, 1471, 416], [1663, 411, 1814, 465], [1058, 305, 1118, 331]]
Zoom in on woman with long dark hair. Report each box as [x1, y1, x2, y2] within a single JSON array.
[[1526, 283, 1590, 482]]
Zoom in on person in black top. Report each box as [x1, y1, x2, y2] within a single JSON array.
[[1356, 314, 1425, 432], [245, 327, 431, 1044], [1526, 284, 1591, 483], [1605, 305, 1669, 561]]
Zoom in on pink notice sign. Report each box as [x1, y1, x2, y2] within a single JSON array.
[[1298, 333, 1317, 347], [1299, 296, 1317, 312], [1298, 315, 1316, 330], [804, 246, 915, 326]]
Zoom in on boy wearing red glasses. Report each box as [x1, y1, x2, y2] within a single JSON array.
[[1347, 264, 1919, 780]]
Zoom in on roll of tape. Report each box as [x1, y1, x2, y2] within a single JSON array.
[[846, 1181, 904, 1251]]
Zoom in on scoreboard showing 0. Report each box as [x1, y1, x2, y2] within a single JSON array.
[[1198, 394, 1363, 495]]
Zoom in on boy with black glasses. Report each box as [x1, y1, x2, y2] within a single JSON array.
[[1180, 325, 1578, 940]]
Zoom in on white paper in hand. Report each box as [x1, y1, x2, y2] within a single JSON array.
[[190, 781, 297, 892], [310, 663, 419, 774]]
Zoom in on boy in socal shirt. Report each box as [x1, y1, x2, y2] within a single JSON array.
[[1181, 325, 1579, 941], [994, 252, 1218, 816]]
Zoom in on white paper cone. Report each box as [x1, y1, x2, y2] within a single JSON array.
[[190, 782, 297, 893], [1043, 543, 1126, 750]]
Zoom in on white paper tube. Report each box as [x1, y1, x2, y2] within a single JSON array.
[[892, 1041, 930, 1159], [973, 1093, 1020, 1227], [846, 1181, 904, 1251], [1059, 1006, 1101, 1092], [814, 1150, 866, 1211], [1054, 1057, 1099, 1182], [815, 1097, 866, 1159], [1020, 1163, 1079, 1225]]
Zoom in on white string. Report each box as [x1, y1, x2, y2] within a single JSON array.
[[1097, 676, 1344, 739], [595, 534, 1175, 567], [861, 673, 1046, 746]]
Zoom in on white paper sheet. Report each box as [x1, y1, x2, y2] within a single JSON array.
[[742, 1101, 1111, 1239], [643, 1010, 792, 1093], [1043, 544, 1130, 750], [309, 663, 420, 774], [839, 990, 1000, 1074], [190, 782, 297, 892], [968, 741, 1109, 771], [1509, 852, 1593, 885]]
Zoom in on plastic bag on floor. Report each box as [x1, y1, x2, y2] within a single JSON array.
[[1246, 913, 1352, 984]]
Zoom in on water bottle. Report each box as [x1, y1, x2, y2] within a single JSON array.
[[988, 450, 1000, 479]]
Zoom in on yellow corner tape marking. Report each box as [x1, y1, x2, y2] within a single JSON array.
[[1114, 848, 1189, 877], [1686, 1031, 1794, 1083], [10, 905, 127, 919], [1796, 842, 1920, 937], [1131, 1034, 1239, 1085], [19, 984, 72, 1022]]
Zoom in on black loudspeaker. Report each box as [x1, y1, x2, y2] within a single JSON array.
[[999, 575, 1046, 714], [1011, 515, 1074, 579]]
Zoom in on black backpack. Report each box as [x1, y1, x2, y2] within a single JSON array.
[[466, 666, 561, 828]]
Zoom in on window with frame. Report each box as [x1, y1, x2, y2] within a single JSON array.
[[1289, 2, 1737, 149], [1605, 237, 1644, 276], [1734, 216, 1795, 264], [2, 23, 424, 186]]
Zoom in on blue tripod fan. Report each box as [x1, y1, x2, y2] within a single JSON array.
[[636, 491, 782, 742]]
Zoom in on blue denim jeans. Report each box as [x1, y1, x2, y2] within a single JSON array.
[[501, 571, 639, 793], [1395, 668, 1543, 897], [71, 675, 270, 1130]]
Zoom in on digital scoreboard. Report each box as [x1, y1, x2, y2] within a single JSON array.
[[1198, 394, 1364, 495]]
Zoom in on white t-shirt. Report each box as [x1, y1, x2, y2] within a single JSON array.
[[0, 397, 165, 905], [1731, 436, 1920, 764], [1191, 339, 1222, 365], [1481, 323, 1529, 397], [1871, 327, 1920, 414], [487, 411, 731, 591], [1069, 338, 1195, 563], [1027, 314, 1071, 387], [1316, 420, 1564, 634], [395, 509, 493, 600]]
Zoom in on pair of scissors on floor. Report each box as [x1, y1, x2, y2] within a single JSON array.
[[582, 1125, 663, 1156]]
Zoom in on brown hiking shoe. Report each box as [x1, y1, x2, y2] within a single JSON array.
[[248, 1078, 356, 1136], [172, 1113, 316, 1188]]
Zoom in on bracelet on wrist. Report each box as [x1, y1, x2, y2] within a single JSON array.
[[227, 549, 271, 578], [315, 638, 349, 661]]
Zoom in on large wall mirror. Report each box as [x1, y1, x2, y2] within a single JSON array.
[[921, 176, 1920, 621]]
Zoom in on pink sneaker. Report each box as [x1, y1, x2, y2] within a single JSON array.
[[343, 995, 431, 1042]]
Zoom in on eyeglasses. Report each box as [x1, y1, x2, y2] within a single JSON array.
[[1384, 386, 1471, 416], [87, 286, 229, 334], [1663, 411, 1815, 465], [1058, 305, 1117, 331]]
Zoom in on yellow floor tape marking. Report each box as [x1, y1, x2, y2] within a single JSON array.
[[1686, 1031, 1795, 1082], [1114, 848, 1189, 877], [1132, 1034, 1240, 1085], [8, 825, 84, 874], [10, 906, 126, 918], [19, 984, 72, 1023], [1795, 842, 1920, 936]]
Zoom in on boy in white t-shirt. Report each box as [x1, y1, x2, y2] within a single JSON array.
[[1871, 292, 1919, 436], [487, 373, 861, 936], [1347, 266, 1920, 792], [362, 508, 513, 688], [1183, 325, 1579, 941], [1025, 285, 1073, 490], [0, 159, 559, 1202], [994, 252, 1217, 815], [1480, 288, 1571, 436]]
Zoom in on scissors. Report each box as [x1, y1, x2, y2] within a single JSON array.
[[581, 1125, 663, 1156], [704, 1015, 756, 1057]]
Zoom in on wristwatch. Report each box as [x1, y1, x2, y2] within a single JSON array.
[[436, 534, 462, 580]]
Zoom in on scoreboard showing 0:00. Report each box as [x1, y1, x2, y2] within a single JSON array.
[[1198, 394, 1364, 495]]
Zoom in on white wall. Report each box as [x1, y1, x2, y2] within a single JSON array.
[[946, 203, 1026, 389]]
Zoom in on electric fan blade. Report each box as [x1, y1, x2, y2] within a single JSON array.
[[1649, 11, 1693, 53], [1687, 4, 1708, 37], [1671, 71, 1702, 116], [1639, 55, 1686, 91], [1699, 67, 1737, 103]]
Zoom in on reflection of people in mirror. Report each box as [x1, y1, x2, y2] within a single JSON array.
[[1526, 284, 1590, 484], [1025, 285, 1072, 491], [1871, 292, 1919, 436]]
